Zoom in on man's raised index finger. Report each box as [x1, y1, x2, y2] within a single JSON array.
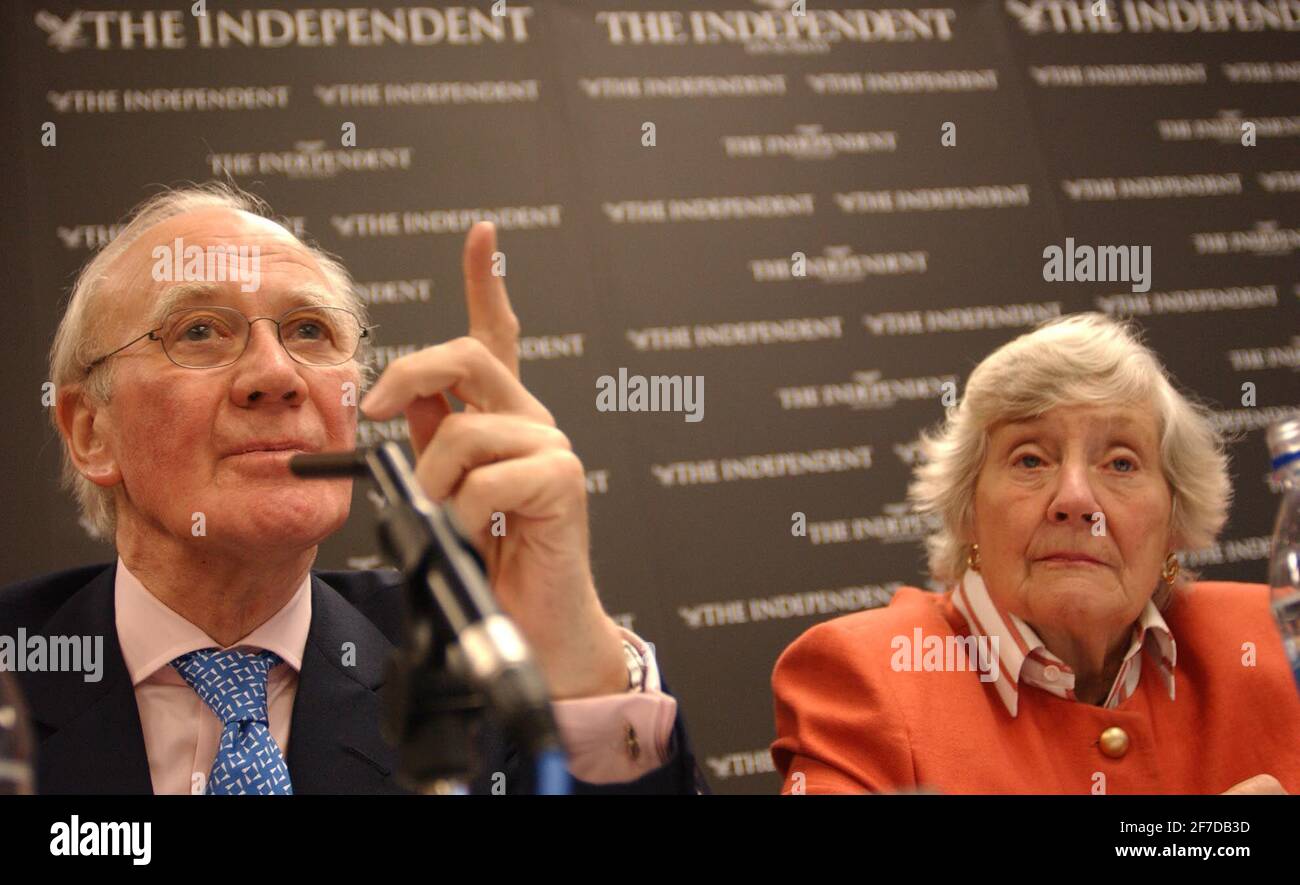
[[462, 220, 521, 379]]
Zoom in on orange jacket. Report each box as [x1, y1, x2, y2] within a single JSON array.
[[771, 582, 1300, 794]]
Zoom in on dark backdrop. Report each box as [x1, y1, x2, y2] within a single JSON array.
[[1, 0, 1297, 793]]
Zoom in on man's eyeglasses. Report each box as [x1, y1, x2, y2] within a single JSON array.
[[84, 305, 371, 374]]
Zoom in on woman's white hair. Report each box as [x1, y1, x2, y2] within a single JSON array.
[[48, 181, 369, 540], [908, 312, 1230, 601]]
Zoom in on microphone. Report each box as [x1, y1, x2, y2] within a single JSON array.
[[290, 444, 566, 793]]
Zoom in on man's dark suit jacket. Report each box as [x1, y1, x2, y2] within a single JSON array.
[[0, 563, 702, 795]]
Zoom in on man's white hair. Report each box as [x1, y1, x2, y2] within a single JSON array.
[[908, 312, 1231, 604], [48, 181, 369, 540]]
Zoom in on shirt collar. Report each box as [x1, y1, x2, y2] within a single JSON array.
[[951, 569, 1176, 717], [114, 556, 312, 687]]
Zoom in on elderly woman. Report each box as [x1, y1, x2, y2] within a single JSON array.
[[772, 313, 1300, 793]]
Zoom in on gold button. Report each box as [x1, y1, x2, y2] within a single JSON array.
[[1099, 727, 1130, 759], [624, 724, 640, 761]]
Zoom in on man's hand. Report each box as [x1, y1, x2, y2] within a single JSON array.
[[360, 222, 627, 701]]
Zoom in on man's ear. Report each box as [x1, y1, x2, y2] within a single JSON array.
[[55, 384, 121, 488]]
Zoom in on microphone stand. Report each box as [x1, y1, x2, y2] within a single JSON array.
[[291, 443, 569, 795]]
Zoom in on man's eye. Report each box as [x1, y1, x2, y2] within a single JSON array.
[[184, 323, 213, 341], [286, 320, 332, 340]]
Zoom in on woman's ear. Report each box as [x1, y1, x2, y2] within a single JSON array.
[[957, 504, 977, 546], [56, 384, 121, 488], [1165, 498, 1185, 555]]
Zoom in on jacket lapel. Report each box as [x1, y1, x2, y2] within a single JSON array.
[[285, 575, 406, 794], [23, 567, 406, 794], [23, 564, 154, 794]]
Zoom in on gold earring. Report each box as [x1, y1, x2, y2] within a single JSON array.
[[967, 543, 981, 573], [1161, 552, 1180, 585]]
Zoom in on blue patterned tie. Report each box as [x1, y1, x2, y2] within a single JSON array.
[[172, 648, 294, 795]]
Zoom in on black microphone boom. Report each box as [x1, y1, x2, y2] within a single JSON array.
[[290, 443, 563, 792]]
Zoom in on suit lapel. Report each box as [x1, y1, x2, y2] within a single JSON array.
[[23, 564, 154, 794], [22, 567, 406, 794], [285, 576, 406, 794]]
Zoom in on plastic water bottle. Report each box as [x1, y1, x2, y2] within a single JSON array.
[[1267, 416, 1300, 692]]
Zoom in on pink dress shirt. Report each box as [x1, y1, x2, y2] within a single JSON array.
[[112, 558, 676, 793]]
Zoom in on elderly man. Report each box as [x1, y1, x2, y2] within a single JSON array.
[[0, 183, 699, 795]]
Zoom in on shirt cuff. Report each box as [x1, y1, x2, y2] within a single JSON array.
[[550, 628, 677, 784]]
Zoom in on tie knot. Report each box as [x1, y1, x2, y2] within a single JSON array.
[[171, 648, 282, 726]]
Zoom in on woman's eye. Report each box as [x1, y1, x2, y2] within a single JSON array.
[[1015, 454, 1042, 468], [1111, 457, 1136, 472]]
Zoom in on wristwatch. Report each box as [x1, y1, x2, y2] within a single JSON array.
[[622, 639, 648, 693]]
